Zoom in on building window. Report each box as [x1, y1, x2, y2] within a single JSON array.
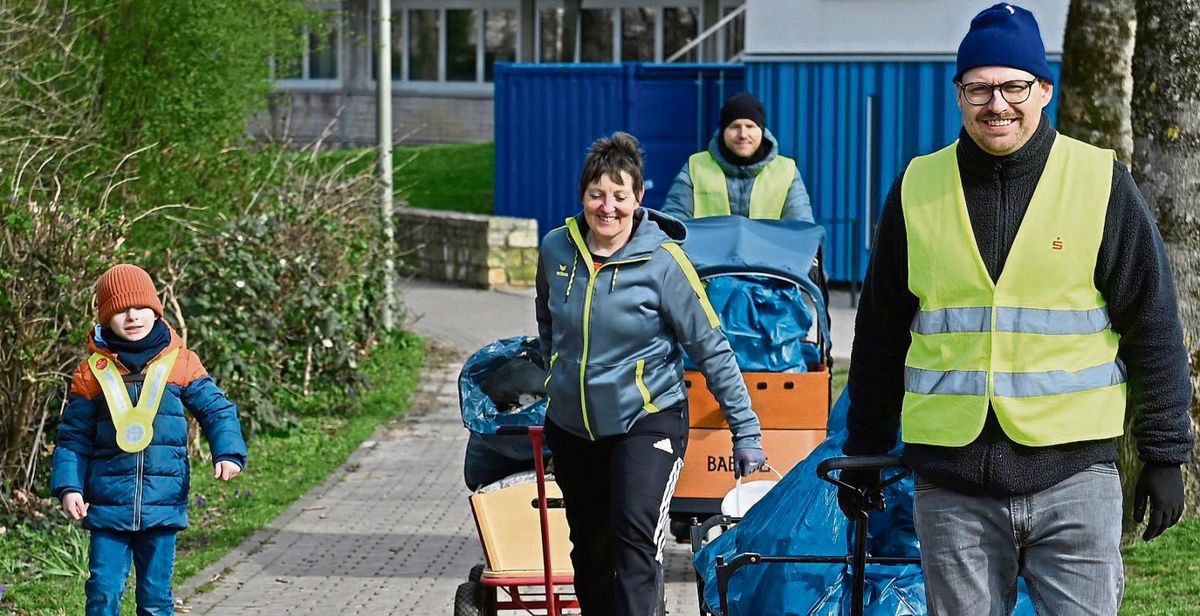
[[532, 3, 716, 64], [485, 9, 518, 81], [408, 9, 439, 81], [722, 3, 745, 61], [539, 7, 565, 62], [278, 43, 303, 80], [581, 9, 614, 62], [663, 7, 699, 62], [620, 9, 655, 62], [446, 10, 479, 81], [308, 26, 339, 78], [276, 13, 340, 84]]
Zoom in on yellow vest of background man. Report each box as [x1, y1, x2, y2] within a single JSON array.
[[688, 152, 796, 219], [900, 134, 1126, 447]]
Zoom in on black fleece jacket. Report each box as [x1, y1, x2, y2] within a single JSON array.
[[844, 113, 1194, 497]]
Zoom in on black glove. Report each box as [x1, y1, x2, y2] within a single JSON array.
[[1133, 463, 1184, 541], [733, 447, 766, 479], [835, 468, 882, 520]]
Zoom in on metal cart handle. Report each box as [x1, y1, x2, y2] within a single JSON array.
[[817, 455, 909, 499], [490, 424, 558, 614], [710, 455, 918, 616]]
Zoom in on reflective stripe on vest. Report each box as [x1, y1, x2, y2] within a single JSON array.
[[89, 349, 180, 453], [900, 134, 1125, 447], [911, 306, 1113, 336], [688, 152, 795, 219]]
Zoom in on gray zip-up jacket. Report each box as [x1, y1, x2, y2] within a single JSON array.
[[660, 129, 814, 222], [535, 208, 762, 449]]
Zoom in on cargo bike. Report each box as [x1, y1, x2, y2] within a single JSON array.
[[670, 217, 834, 540]]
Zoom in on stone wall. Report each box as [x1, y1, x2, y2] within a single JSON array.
[[394, 207, 539, 289]]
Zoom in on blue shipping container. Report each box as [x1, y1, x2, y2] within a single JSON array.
[[749, 60, 1061, 282], [494, 62, 745, 239]]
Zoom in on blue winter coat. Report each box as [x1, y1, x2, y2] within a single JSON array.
[[51, 324, 248, 532], [660, 129, 814, 222]]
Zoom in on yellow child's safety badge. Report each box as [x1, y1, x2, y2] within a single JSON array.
[[88, 349, 180, 453]]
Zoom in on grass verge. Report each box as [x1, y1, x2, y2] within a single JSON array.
[[1121, 517, 1200, 614], [0, 330, 425, 615], [319, 142, 494, 215], [832, 365, 848, 401]]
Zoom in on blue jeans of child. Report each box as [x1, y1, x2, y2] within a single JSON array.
[[86, 528, 177, 616], [913, 462, 1124, 615]]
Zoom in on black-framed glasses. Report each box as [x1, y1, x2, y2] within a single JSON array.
[[958, 79, 1039, 106]]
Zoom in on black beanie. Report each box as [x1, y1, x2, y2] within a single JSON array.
[[720, 92, 766, 130]]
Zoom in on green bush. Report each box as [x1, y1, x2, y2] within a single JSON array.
[[0, 0, 388, 494], [160, 147, 385, 431], [0, 1, 134, 492], [89, 0, 316, 215]]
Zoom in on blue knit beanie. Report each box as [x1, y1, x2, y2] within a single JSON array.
[[955, 3, 1054, 84]]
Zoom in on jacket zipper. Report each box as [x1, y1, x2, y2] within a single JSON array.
[[983, 162, 1006, 492], [134, 451, 144, 530], [994, 163, 1006, 277], [564, 220, 651, 440]]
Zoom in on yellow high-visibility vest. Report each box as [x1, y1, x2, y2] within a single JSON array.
[[88, 349, 180, 453], [688, 152, 795, 219], [900, 134, 1126, 447]]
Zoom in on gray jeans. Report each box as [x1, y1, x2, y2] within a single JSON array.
[[913, 463, 1124, 615]]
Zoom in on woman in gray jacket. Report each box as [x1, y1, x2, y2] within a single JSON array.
[[535, 132, 764, 615]]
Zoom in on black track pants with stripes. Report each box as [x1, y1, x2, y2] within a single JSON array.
[[546, 406, 687, 616]]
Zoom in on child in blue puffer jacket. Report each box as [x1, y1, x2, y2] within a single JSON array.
[[51, 264, 248, 616]]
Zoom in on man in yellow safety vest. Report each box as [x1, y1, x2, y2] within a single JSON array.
[[841, 4, 1194, 614], [661, 92, 813, 222]]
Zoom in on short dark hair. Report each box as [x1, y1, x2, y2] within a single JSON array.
[[578, 131, 645, 201]]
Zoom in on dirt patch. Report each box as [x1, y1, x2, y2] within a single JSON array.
[[386, 339, 466, 430]]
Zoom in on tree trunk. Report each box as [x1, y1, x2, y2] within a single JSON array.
[[1058, 0, 1136, 162], [1059, 0, 1143, 540], [1130, 0, 1200, 527]]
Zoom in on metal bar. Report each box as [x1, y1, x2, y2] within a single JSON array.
[[851, 514, 869, 616], [476, 9, 484, 83], [692, 514, 735, 616], [716, 554, 921, 566], [654, 7, 664, 63], [530, 426, 559, 616], [377, 0, 394, 330], [716, 555, 730, 616], [665, 3, 745, 63], [438, 8, 447, 82]]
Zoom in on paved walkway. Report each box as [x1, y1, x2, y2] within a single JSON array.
[[178, 279, 857, 614]]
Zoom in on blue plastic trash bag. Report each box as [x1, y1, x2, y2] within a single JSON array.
[[460, 336, 550, 489], [681, 217, 830, 373], [693, 392, 1035, 615], [685, 275, 820, 372]]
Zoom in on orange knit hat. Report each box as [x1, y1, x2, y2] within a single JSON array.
[[96, 264, 164, 325]]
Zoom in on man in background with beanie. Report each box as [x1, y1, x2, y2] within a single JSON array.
[[661, 91, 813, 221], [841, 3, 1193, 614], [52, 263, 248, 615]]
